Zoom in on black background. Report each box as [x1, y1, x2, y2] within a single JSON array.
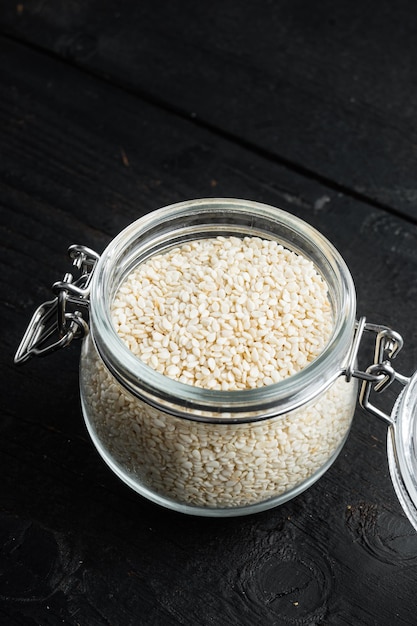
[[2, 2, 417, 624]]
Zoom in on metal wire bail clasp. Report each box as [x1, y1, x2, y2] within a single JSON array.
[[345, 317, 409, 424], [14, 245, 100, 365]]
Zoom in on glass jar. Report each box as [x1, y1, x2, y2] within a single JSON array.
[[15, 199, 416, 523]]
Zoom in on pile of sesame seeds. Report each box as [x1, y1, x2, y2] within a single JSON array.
[[112, 236, 333, 389]]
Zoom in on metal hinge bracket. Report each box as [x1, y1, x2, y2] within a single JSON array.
[[14, 245, 100, 364], [345, 317, 409, 424]]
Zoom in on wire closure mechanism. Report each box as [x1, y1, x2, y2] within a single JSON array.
[[14, 245, 100, 365], [345, 317, 409, 424]]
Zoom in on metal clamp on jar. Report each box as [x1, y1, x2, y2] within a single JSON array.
[[14, 199, 417, 525]]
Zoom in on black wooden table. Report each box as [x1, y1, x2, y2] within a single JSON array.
[[2, 2, 417, 624]]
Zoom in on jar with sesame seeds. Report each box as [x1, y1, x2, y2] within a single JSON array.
[[15, 198, 417, 525]]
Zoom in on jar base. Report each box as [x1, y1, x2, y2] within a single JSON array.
[[82, 398, 351, 517]]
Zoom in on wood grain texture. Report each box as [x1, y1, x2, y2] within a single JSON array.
[[2, 0, 417, 221], [1, 16, 417, 626]]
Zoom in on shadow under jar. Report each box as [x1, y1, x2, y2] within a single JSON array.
[[79, 199, 357, 516]]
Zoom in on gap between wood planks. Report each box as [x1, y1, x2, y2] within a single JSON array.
[[2, 31, 417, 229]]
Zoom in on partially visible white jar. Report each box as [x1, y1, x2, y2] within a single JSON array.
[[79, 199, 358, 516]]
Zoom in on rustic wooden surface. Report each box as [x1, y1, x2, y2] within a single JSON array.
[[2, 2, 417, 624]]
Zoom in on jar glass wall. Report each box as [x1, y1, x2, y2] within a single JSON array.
[[81, 333, 356, 515], [80, 199, 358, 516]]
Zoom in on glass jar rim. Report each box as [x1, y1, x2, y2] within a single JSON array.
[[89, 198, 357, 422]]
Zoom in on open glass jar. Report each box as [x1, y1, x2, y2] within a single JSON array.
[[15, 199, 417, 523]]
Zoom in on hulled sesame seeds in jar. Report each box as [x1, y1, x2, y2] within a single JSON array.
[[77, 199, 358, 515]]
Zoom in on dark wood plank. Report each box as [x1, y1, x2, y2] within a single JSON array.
[[2, 36, 417, 625], [2, 0, 417, 222]]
